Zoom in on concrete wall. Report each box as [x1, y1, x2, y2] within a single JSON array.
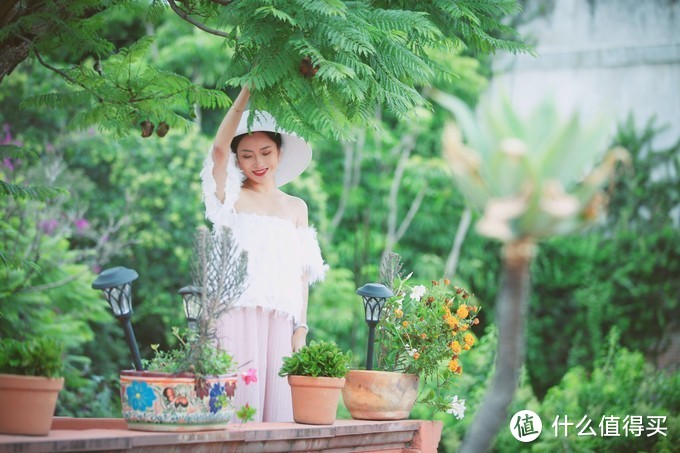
[[486, 0, 680, 147]]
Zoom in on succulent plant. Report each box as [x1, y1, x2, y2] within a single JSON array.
[[432, 90, 629, 453]]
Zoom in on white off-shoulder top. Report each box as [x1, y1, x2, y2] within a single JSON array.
[[200, 148, 328, 322]]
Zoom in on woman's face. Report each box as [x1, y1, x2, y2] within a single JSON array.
[[236, 132, 281, 184]]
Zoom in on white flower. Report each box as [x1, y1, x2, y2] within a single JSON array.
[[410, 285, 427, 301], [394, 298, 404, 308], [405, 345, 418, 357], [447, 395, 466, 420]]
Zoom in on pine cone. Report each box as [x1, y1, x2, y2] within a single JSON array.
[[299, 56, 318, 79], [140, 120, 154, 138], [156, 121, 170, 137]]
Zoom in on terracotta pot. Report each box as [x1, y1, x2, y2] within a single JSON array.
[[0, 373, 64, 436], [119, 370, 237, 432], [288, 375, 345, 425], [342, 370, 419, 420]]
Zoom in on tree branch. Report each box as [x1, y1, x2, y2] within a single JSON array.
[[167, 0, 230, 38], [327, 129, 365, 244], [444, 206, 472, 278], [15, 33, 105, 103]]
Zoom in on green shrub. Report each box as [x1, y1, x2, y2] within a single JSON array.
[[278, 340, 352, 378], [532, 331, 680, 452], [0, 337, 64, 378]]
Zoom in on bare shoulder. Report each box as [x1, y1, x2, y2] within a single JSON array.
[[281, 193, 308, 227]]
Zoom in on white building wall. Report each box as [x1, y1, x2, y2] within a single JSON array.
[[487, 0, 680, 147]]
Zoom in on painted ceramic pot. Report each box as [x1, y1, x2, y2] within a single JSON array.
[[119, 370, 237, 432], [342, 370, 419, 420]]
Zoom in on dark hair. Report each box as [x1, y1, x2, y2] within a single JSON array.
[[231, 131, 282, 154]]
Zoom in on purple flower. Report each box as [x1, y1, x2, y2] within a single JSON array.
[[39, 219, 59, 235], [2, 123, 11, 144], [2, 158, 13, 171], [74, 218, 90, 232], [208, 383, 225, 413]]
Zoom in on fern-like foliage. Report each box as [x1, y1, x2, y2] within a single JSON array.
[[3, 0, 529, 139], [189, 0, 529, 139], [20, 36, 229, 137]]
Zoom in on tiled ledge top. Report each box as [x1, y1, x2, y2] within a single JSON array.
[[0, 417, 443, 453]]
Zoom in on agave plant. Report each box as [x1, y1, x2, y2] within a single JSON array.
[[431, 90, 629, 452]]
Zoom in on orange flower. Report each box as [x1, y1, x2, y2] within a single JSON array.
[[421, 333, 427, 339], [450, 340, 462, 354], [445, 315, 459, 329], [413, 352, 420, 360], [394, 308, 404, 318], [448, 359, 459, 372], [473, 318, 480, 325], [457, 305, 469, 319], [443, 306, 452, 318], [402, 321, 409, 328], [432, 280, 439, 286], [460, 325, 468, 332], [444, 278, 451, 285], [464, 333, 475, 346]]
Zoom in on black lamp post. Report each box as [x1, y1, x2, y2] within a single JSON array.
[[92, 266, 144, 371], [357, 283, 394, 370], [178, 285, 202, 330]]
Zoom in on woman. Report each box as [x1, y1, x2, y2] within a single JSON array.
[[200, 85, 327, 422]]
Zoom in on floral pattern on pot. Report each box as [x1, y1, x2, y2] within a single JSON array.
[[120, 371, 237, 432], [126, 380, 157, 411]]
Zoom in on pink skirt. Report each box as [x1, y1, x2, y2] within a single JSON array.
[[215, 306, 294, 422]]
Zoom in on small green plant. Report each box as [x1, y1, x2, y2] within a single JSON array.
[[235, 403, 257, 423], [144, 226, 247, 378], [143, 327, 234, 377], [0, 337, 64, 378], [278, 340, 352, 378]]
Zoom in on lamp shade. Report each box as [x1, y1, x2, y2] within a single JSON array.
[[356, 283, 394, 324], [92, 266, 139, 318], [179, 285, 202, 322]]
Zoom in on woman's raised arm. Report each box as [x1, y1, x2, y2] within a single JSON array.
[[212, 85, 250, 203]]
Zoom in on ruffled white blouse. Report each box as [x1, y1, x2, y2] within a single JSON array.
[[200, 148, 328, 322]]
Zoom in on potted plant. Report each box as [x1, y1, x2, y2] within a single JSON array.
[[0, 337, 64, 436], [342, 253, 480, 421], [278, 340, 352, 425], [118, 226, 249, 432]]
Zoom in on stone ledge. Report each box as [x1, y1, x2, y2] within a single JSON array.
[[0, 418, 443, 453]]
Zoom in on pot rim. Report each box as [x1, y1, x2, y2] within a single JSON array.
[[120, 370, 237, 379], [347, 369, 418, 379], [0, 373, 65, 382]]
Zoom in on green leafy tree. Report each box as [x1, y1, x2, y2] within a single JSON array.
[[1, 0, 528, 138]]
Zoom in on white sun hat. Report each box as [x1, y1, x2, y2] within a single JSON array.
[[234, 110, 312, 187]]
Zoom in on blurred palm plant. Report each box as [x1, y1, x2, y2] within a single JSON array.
[[431, 90, 629, 452]]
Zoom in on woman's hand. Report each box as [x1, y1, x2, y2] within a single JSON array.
[[291, 327, 307, 352]]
